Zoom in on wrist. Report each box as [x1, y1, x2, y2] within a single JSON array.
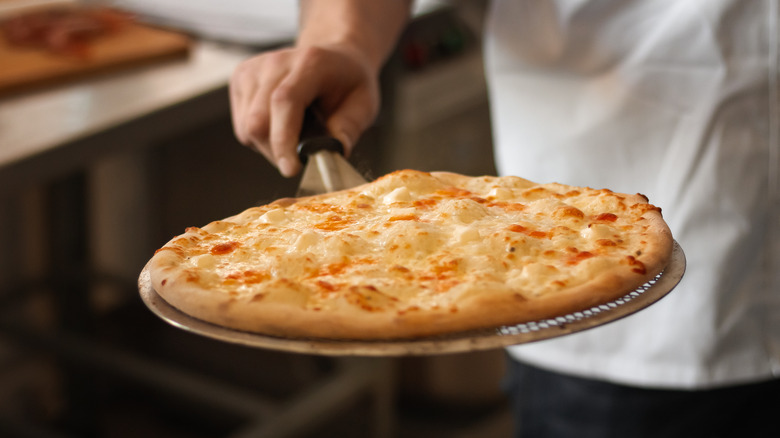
[[296, 0, 410, 74]]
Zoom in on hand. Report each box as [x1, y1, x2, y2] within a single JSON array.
[[230, 45, 381, 177]]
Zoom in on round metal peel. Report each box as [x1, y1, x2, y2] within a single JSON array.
[[138, 241, 686, 356]]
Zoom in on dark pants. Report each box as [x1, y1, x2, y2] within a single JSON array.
[[503, 358, 780, 438]]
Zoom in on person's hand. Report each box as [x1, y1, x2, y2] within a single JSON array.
[[230, 44, 381, 177]]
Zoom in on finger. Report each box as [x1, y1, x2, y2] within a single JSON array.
[[229, 64, 256, 146], [269, 87, 307, 177], [268, 70, 321, 177], [231, 52, 292, 165], [242, 75, 283, 161], [325, 88, 380, 157]]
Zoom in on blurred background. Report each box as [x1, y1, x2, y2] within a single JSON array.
[[0, 0, 509, 436]]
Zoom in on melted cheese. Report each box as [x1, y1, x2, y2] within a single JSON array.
[[161, 170, 664, 313]]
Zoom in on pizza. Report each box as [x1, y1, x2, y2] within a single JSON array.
[[148, 169, 673, 340]]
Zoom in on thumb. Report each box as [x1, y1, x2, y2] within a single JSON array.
[[325, 92, 380, 157]]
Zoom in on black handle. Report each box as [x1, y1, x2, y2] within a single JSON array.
[[297, 107, 344, 165]]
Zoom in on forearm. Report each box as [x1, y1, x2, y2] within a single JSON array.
[[297, 0, 412, 73]]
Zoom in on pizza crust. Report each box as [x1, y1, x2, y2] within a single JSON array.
[[149, 170, 673, 340]]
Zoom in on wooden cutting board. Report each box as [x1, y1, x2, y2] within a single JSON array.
[[0, 12, 191, 96]]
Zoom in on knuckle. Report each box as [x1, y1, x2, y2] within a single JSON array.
[[270, 83, 296, 105], [295, 46, 334, 74], [245, 111, 271, 139], [263, 49, 291, 69], [233, 49, 291, 80], [299, 46, 326, 63], [232, 59, 257, 81]]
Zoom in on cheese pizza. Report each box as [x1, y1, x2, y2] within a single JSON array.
[[149, 170, 673, 340]]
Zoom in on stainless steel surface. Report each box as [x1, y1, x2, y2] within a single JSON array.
[[296, 150, 368, 197], [138, 241, 686, 357]]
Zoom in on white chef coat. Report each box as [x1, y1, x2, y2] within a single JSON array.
[[485, 0, 780, 389]]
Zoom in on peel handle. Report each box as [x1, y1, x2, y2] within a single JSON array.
[[297, 107, 344, 165]]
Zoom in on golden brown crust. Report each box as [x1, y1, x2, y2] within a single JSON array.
[[148, 170, 673, 340]]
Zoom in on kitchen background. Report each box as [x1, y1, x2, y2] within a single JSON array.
[[0, 0, 510, 436]]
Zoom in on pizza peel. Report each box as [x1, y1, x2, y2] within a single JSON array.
[[139, 107, 686, 356], [138, 241, 685, 356]]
